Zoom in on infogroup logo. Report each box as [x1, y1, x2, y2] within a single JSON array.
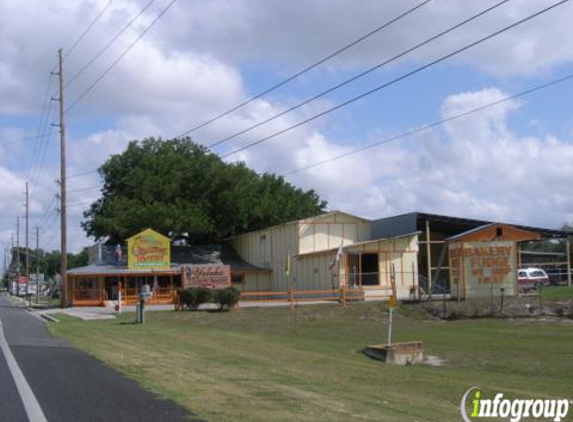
[[461, 387, 570, 422]]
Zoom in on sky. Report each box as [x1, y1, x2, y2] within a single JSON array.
[[1, 0, 573, 253]]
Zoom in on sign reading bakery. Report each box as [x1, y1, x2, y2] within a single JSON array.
[[127, 228, 171, 270], [182, 264, 231, 290]]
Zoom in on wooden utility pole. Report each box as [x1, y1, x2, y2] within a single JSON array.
[[16, 217, 20, 296], [36, 226, 40, 304], [10, 232, 14, 294], [54, 48, 68, 308], [25, 181, 30, 305], [567, 240, 571, 288], [425, 219, 432, 299]]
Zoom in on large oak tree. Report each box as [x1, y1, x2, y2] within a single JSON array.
[[82, 137, 327, 244]]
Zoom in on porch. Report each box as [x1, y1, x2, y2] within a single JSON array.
[[68, 270, 181, 307]]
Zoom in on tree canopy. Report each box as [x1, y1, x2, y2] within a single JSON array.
[[82, 137, 327, 244]]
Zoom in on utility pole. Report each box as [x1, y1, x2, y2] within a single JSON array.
[[36, 226, 40, 304], [16, 217, 20, 296], [53, 48, 68, 308], [25, 181, 30, 305], [10, 232, 14, 295]]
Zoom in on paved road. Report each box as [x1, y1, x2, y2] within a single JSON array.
[[0, 295, 205, 422]]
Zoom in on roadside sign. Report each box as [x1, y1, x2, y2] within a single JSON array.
[[182, 264, 231, 290]]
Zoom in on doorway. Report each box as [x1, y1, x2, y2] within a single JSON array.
[[361, 254, 379, 286]]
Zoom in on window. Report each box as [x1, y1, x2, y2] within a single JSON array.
[[232, 273, 244, 284]]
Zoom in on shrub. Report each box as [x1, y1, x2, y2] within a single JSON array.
[[213, 287, 240, 311], [179, 288, 211, 310]]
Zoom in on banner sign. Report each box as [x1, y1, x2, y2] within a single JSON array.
[[127, 229, 171, 270], [449, 240, 517, 298], [182, 265, 231, 290]]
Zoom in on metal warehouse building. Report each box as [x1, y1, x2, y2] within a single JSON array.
[[231, 211, 571, 300], [231, 211, 419, 300]]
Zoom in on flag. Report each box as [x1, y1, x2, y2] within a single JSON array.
[[329, 244, 344, 270]]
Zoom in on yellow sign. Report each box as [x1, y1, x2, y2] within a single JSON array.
[[127, 229, 171, 270]]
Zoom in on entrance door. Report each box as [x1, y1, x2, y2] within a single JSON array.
[[361, 254, 379, 286]]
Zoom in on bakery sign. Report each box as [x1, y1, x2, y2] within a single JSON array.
[[182, 264, 231, 290]]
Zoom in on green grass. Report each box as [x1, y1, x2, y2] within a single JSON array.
[[48, 303, 573, 422], [542, 286, 573, 300]]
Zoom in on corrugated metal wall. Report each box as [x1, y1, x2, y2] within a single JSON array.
[[294, 234, 419, 299], [230, 222, 298, 292], [231, 213, 418, 299], [297, 212, 370, 254]]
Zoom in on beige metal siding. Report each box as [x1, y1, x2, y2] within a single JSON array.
[[344, 235, 419, 300], [233, 272, 271, 292], [297, 212, 371, 255], [231, 223, 298, 292]]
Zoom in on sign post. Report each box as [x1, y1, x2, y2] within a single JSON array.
[[387, 264, 398, 346]]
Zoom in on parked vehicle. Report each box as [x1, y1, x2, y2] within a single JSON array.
[[518, 268, 550, 292]]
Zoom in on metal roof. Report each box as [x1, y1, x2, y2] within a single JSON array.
[[75, 243, 269, 276], [371, 211, 568, 240]]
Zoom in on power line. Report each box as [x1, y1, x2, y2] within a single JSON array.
[[35, 197, 58, 231], [26, 73, 55, 182], [66, 0, 156, 87], [208, 0, 511, 150], [28, 106, 57, 192], [28, 127, 57, 193], [174, 0, 435, 138], [4, 132, 52, 146], [65, 0, 115, 59], [66, 168, 100, 179], [66, 0, 178, 113], [220, 0, 570, 159], [67, 184, 103, 194], [67, 200, 95, 208], [282, 72, 573, 176]]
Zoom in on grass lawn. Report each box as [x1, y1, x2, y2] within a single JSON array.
[[48, 303, 573, 422], [542, 286, 573, 300]]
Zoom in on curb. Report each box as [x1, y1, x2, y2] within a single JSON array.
[[39, 313, 59, 323]]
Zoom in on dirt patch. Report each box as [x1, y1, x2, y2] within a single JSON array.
[[423, 355, 447, 367], [421, 296, 573, 320]]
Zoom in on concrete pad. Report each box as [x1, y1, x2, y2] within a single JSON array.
[[364, 341, 424, 365]]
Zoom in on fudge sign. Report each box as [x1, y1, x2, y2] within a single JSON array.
[[182, 265, 231, 290]]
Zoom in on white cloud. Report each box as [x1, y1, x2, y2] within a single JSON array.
[[1, 0, 573, 253], [284, 87, 573, 229]]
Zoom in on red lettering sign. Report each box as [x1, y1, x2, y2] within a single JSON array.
[[182, 265, 231, 290]]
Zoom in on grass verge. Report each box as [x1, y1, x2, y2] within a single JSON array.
[[48, 302, 573, 422]]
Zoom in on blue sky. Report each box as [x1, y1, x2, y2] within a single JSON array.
[[1, 0, 573, 252]]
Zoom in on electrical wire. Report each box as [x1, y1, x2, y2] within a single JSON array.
[[66, 0, 178, 113], [66, 168, 100, 179], [208, 0, 511, 150], [220, 0, 570, 159], [65, 0, 115, 59], [66, 0, 157, 87], [26, 73, 55, 182], [282, 72, 573, 176], [67, 184, 103, 194], [174, 0, 435, 138]]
